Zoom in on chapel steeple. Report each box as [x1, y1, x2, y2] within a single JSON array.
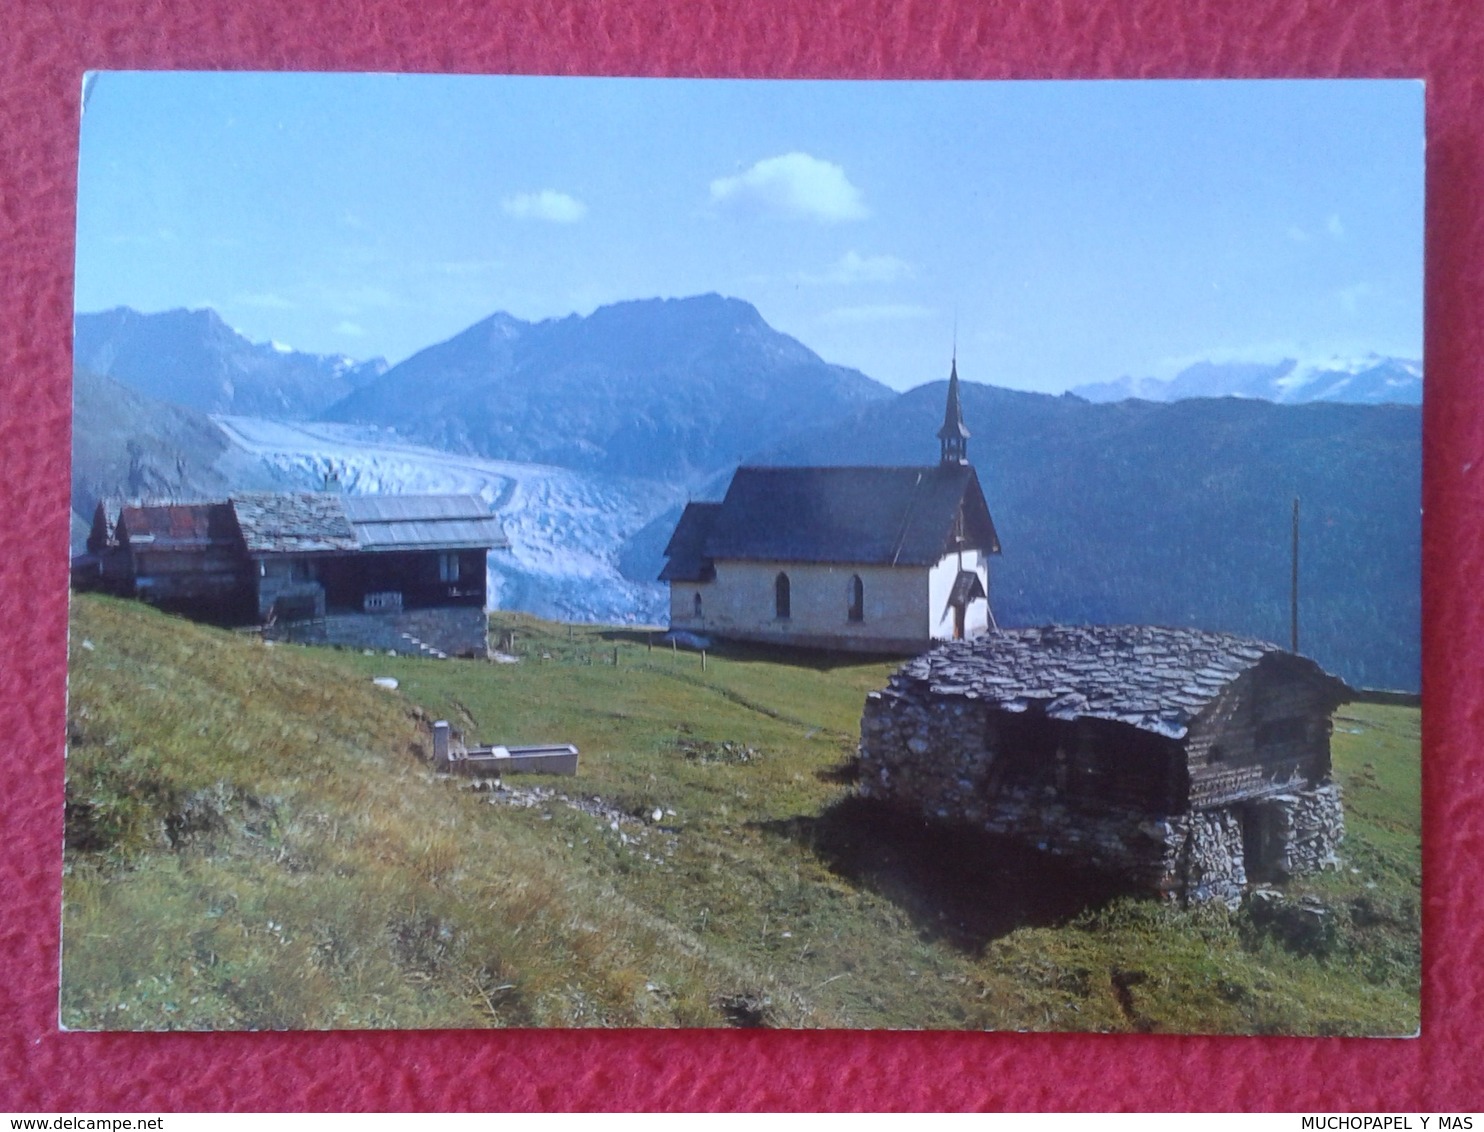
[[937, 355, 970, 466]]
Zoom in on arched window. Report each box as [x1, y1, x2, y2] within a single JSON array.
[[693, 591, 703, 620], [774, 572, 791, 620], [848, 574, 864, 622]]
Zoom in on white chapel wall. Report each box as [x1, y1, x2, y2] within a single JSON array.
[[669, 582, 706, 630], [926, 550, 991, 640], [685, 559, 932, 648]]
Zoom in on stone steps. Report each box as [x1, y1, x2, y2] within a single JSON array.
[[399, 631, 448, 660]]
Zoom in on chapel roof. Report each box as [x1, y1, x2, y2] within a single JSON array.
[[693, 463, 1000, 568], [937, 360, 971, 442], [658, 501, 723, 582]]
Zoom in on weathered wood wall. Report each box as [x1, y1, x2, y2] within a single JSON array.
[[1185, 661, 1334, 809]]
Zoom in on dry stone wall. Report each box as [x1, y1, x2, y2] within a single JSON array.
[[859, 675, 1343, 907], [1249, 785, 1345, 878], [860, 685, 1187, 891]]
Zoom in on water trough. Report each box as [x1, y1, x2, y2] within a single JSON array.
[[431, 720, 579, 776]]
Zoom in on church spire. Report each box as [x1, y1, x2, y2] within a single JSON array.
[[937, 354, 970, 466]]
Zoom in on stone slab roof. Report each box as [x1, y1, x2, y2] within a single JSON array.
[[230, 492, 360, 554], [689, 464, 1000, 568], [888, 625, 1349, 740]]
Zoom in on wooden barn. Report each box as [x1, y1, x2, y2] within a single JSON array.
[[660, 363, 1001, 652], [73, 492, 508, 658], [858, 625, 1351, 905], [73, 500, 258, 621]]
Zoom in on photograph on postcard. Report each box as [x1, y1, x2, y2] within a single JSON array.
[[64, 73, 1421, 1034]]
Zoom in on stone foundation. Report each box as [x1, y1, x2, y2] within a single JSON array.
[[266, 606, 489, 658], [1242, 785, 1345, 880], [1176, 810, 1248, 908]]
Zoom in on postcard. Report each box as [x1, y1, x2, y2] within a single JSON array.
[[65, 73, 1421, 1034]]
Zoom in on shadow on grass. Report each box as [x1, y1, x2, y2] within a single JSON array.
[[814, 756, 860, 785], [755, 796, 1136, 954]]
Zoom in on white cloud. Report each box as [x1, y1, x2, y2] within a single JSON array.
[[1286, 225, 1310, 243], [335, 320, 366, 337], [820, 303, 933, 325], [1326, 214, 1345, 239], [501, 190, 588, 223], [798, 251, 914, 285], [710, 153, 869, 222]]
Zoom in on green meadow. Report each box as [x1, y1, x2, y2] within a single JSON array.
[[62, 595, 1420, 1034]]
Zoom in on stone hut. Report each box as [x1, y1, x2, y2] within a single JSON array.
[[858, 625, 1351, 906]]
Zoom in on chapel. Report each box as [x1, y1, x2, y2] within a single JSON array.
[[660, 363, 1000, 652]]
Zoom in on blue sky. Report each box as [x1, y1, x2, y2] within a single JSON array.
[[74, 73, 1424, 394]]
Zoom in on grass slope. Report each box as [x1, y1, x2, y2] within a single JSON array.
[[63, 597, 1420, 1033]]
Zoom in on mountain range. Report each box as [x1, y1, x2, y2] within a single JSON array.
[[1070, 355, 1422, 405], [71, 297, 1421, 689], [321, 294, 893, 483], [74, 307, 388, 418]]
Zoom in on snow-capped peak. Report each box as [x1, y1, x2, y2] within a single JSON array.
[[1071, 352, 1422, 406]]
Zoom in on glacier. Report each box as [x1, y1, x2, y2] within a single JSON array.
[[214, 416, 681, 626]]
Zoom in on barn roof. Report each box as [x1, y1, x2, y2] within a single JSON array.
[[342, 493, 509, 552], [117, 502, 240, 551], [693, 464, 1000, 568], [658, 502, 722, 582], [99, 492, 509, 557], [889, 625, 1350, 740], [230, 492, 360, 554]]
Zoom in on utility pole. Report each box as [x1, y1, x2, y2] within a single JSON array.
[[1291, 496, 1300, 653]]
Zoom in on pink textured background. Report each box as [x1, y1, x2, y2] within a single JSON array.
[[2, 0, 1478, 1112]]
